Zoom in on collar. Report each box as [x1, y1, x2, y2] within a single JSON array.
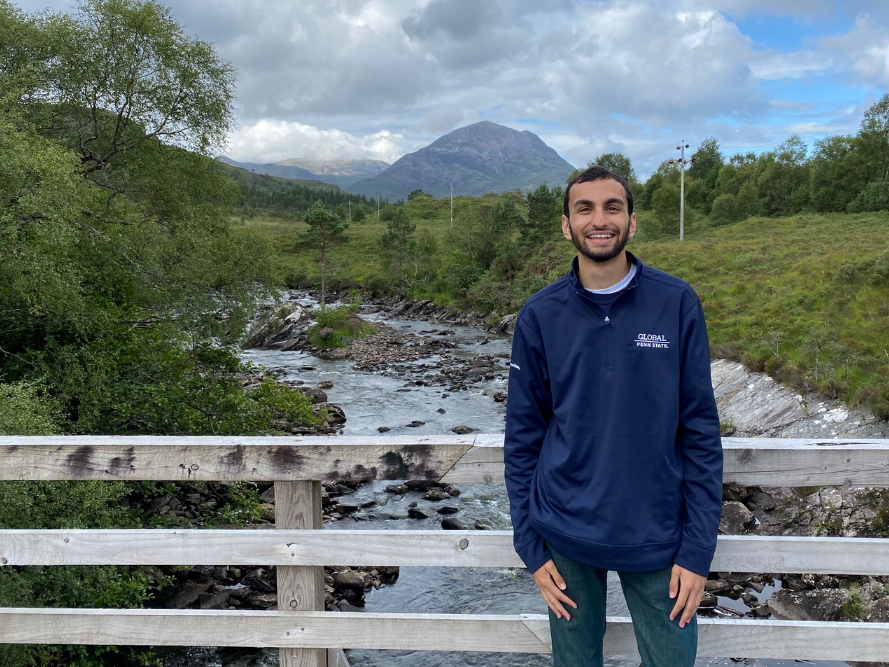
[[568, 250, 643, 294]]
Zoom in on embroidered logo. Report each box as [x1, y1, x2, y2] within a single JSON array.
[[636, 333, 670, 349], [510, 363, 521, 371]]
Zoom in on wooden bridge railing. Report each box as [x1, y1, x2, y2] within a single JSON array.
[[1, 435, 888, 666]]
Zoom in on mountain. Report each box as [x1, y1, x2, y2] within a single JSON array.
[[222, 161, 341, 192], [348, 121, 576, 200], [219, 157, 388, 188], [275, 158, 389, 179]]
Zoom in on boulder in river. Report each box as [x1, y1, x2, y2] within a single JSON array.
[[719, 501, 756, 534], [441, 517, 470, 530], [451, 424, 475, 435]]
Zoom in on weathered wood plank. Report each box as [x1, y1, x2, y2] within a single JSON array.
[[4, 531, 889, 575], [444, 437, 889, 486], [276, 481, 326, 667], [327, 648, 349, 667], [1, 436, 888, 487], [0, 435, 473, 482], [1, 609, 889, 661]]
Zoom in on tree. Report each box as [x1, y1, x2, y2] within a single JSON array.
[[688, 138, 723, 181], [859, 93, 889, 182], [710, 193, 740, 226], [407, 189, 426, 200], [521, 184, 561, 243], [809, 135, 866, 212], [297, 200, 349, 305], [378, 207, 416, 286], [352, 204, 366, 222], [490, 197, 523, 235], [651, 183, 681, 237]]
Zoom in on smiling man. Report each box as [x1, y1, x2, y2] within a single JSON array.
[[504, 166, 723, 666]]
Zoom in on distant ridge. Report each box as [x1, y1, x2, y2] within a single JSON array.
[[348, 121, 575, 200], [218, 157, 388, 188]]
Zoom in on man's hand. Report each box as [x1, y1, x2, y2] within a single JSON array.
[[669, 564, 705, 628], [533, 559, 577, 621]]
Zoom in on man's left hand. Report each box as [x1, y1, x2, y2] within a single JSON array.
[[668, 564, 705, 628]]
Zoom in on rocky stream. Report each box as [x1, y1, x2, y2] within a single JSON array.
[[155, 290, 889, 667]]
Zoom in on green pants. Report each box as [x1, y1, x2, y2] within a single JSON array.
[[548, 547, 697, 667]]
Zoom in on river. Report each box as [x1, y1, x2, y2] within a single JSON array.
[[164, 295, 848, 667]]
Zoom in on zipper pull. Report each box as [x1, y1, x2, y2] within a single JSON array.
[[604, 316, 610, 324]]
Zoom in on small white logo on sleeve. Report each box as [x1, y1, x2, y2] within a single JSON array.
[[510, 363, 521, 371], [636, 333, 670, 349]]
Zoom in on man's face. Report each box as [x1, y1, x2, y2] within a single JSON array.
[[561, 179, 636, 263]]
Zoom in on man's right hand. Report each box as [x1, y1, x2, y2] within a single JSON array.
[[533, 559, 577, 620]]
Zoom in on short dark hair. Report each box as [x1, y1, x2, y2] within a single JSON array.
[[563, 165, 634, 217]]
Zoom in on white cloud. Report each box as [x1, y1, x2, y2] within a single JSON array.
[[228, 120, 414, 164]]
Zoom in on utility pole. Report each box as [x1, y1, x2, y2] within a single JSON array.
[[377, 194, 380, 220], [669, 142, 695, 242], [450, 182, 453, 226], [348, 199, 351, 220]]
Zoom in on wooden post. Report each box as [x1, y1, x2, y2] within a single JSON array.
[[276, 481, 327, 667]]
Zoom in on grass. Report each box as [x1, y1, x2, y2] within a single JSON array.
[[308, 303, 378, 349], [242, 212, 456, 296]]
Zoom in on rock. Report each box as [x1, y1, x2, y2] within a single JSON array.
[[243, 568, 276, 593], [198, 591, 230, 610], [698, 592, 717, 608], [385, 484, 408, 495], [437, 505, 460, 514], [318, 327, 335, 339], [334, 571, 365, 596], [767, 588, 853, 621], [259, 486, 276, 504], [441, 517, 470, 530], [741, 592, 758, 605], [335, 599, 364, 613], [408, 508, 429, 519], [750, 602, 772, 617], [243, 302, 309, 349], [335, 503, 360, 514], [437, 408, 447, 414], [247, 593, 278, 609], [297, 386, 328, 404], [451, 424, 475, 435], [378, 426, 391, 433], [719, 501, 756, 534], [705, 579, 731, 594], [746, 490, 778, 512], [168, 579, 213, 609], [405, 480, 438, 491], [322, 403, 347, 425], [493, 392, 507, 402], [405, 420, 425, 427], [423, 489, 452, 501], [747, 580, 765, 594], [465, 367, 488, 379], [318, 380, 334, 389]]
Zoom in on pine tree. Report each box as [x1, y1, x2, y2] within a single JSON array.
[[297, 200, 349, 305]]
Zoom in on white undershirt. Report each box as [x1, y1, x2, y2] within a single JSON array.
[[584, 262, 638, 295]]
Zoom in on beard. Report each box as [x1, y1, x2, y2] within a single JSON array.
[[568, 219, 631, 263]]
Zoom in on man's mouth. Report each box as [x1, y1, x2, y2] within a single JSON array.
[[586, 231, 617, 244]]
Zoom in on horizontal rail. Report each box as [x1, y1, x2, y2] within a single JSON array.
[[2, 531, 889, 575], [1, 435, 888, 486], [1, 609, 889, 661]]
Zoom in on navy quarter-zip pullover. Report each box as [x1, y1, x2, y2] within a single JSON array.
[[504, 252, 723, 577]]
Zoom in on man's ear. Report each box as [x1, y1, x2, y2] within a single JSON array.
[[561, 214, 572, 241], [628, 212, 637, 239]]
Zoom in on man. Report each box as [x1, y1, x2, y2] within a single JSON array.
[[504, 165, 723, 666]]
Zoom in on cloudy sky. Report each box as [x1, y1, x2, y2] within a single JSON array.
[[18, 0, 889, 175]]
